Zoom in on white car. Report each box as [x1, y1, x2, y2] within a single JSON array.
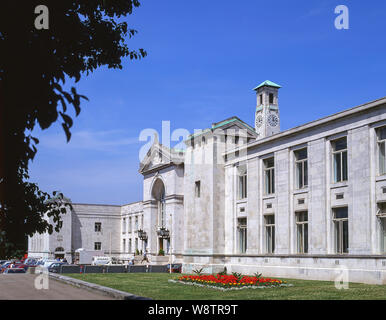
[[42, 260, 58, 268]]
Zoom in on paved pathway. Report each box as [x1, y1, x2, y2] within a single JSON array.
[[0, 274, 114, 300]]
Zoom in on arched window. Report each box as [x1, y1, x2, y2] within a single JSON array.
[[158, 188, 166, 227], [55, 247, 65, 252], [152, 179, 166, 228]]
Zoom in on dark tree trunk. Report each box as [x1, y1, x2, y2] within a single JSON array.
[[0, 79, 5, 258]]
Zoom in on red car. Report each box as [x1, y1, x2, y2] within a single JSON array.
[[0, 263, 28, 273]]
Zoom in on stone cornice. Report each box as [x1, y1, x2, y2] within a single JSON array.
[[225, 97, 386, 156]]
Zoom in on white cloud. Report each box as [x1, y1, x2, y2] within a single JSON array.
[[38, 129, 141, 152]]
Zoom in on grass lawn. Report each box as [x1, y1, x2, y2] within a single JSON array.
[[67, 273, 386, 300]]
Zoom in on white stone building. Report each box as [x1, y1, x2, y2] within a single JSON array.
[[28, 80, 386, 284]]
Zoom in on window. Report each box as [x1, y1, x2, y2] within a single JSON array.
[[377, 203, 386, 253], [195, 181, 201, 198], [377, 127, 386, 175], [237, 218, 247, 253], [333, 207, 348, 254], [135, 216, 139, 230], [95, 222, 101, 232], [264, 157, 275, 195], [238, 166, 247, 200], [141, 215, 144, 229], [135, 238, 138, 251], [158, 190, 166, 227], [122, 218, 126, 233], [332, 137, 348, 183], [129, 239, 132, 253], [259, 94, 263, 105], [265, 215, 275, 253], [294, 148, 308, 189], [94, 242, 101, 251], [235, 135, 239, 144], [296, 211, 308, 253], [269, 93, 274, 104], [123, 239, 126, 253], [129, 217, 132, 233]]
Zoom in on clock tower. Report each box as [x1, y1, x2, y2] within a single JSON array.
[[253, 80, 281, 139]]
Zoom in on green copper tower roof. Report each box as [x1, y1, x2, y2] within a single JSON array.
[[253, 80, 282, 91]]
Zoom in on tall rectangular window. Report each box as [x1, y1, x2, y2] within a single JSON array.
[[332, 137, 348, 183], [122, 218, 126, 233], [94, 242, 101, 251], [269, 93, 274, 104], [377, 202, 386, 253], [123, 239, 126, 253], [237, 218, 247, 253], [195, 181, 201, 198], [265, 215, 275, 253], [135, 238, 138, 251], [296, 211, 308, 253], [333, 207, 348, 254], [135, 216, 139, 230], [129, 217, 132, 233], [295, 148, 308, 189], [259, 94, 263, 105], [264, 157, 275, 195], [238, 166, 247, 200], [95, 222, 101, 232], [377, 127, 386, 175], [129, 239, 132, 253]]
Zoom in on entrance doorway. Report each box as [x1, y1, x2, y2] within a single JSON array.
[[54, 247, 65, 260], [158, 238, 164, 253]]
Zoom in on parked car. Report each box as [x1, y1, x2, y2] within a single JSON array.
[[42, 260, 58, 268], [167, 264, 182, 273], [48, 262, 68, 273], [0, 262, 12, 273], [3, 268, 26, 274], [14, 263, 29, 271], [24, 258, 39, 266]]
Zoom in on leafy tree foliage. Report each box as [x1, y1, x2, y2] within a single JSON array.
[[0, 0, 146, 258]]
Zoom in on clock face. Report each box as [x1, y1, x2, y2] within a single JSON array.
[[255, 114, 263, 128], [268, 114, 279, 127]]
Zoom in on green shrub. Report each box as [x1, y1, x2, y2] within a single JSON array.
[[192, 267, 204, 275], [158, 249, 165, 256], [232, 272, 243, 281], [218, 267, 227, 275]]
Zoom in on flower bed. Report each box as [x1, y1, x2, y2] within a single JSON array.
[[175, 274, 289, 290]]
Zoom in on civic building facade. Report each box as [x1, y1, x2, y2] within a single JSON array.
[[28, 81, 386, 284]]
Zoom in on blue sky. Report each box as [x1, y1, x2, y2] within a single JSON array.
[[29, 0, 386, 205]]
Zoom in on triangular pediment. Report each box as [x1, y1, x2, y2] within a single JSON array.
[[139, 139, 184, 174]]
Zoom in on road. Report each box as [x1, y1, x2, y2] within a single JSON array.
[[0, 274, 114, 300]]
